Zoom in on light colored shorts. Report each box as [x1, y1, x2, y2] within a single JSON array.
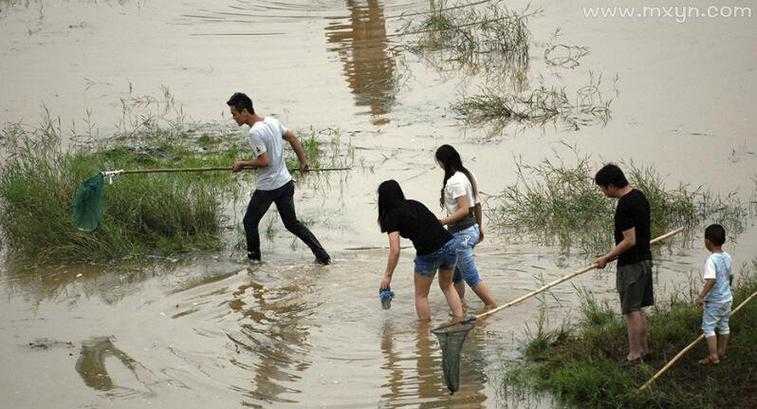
[[451, 224, 482, 287], [702, 301, 731, 337]]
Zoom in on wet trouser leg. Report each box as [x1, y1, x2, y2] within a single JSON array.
[[274, 181, 330, 262], [243, 189, 275, 260]]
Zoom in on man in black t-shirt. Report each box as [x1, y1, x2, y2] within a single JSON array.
[[594, 164, 653, 363]]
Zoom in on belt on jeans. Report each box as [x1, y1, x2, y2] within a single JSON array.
[[448, 216, 476, 233]]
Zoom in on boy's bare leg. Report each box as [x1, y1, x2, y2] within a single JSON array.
[[703, 335, 720, 363], [717, 334, 729, 358]]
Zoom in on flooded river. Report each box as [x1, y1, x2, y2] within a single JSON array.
[[1, 0, 755, 408]]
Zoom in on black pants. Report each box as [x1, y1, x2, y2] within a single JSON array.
[[243, 180, 329, 262]]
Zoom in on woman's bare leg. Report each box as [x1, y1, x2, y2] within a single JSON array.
[[438, 268, 464, 319], [414, 273, 433, 321], [471, 282, 497, 309]]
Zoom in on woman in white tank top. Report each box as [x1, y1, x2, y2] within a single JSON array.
[[435, 145, 496, 310]]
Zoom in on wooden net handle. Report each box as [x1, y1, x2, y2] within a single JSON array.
[[639, 289, 757, 391], [434, 227, 685, 332]]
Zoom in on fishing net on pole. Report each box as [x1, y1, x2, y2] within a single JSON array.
[[432, 320, 475, 394], [71, 173, 105, 232]]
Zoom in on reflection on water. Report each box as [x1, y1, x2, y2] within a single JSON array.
[[380, 321, 488, 408], [76, 336, 156, 397], [0, 261, 167, 306], [326, 0, 398, 125], [225, 267, 316, 407]]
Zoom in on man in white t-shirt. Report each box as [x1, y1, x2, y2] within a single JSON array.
[[227, 92, 330, 264]]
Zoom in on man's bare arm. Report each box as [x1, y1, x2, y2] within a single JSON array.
[[283, 129, 309, 171]]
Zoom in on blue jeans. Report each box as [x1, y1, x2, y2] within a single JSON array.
[[414, 238, 458, 277], [702, 301, 731, 337], [452, 224, 482, 287]]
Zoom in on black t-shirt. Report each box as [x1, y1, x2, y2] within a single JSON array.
[[614, 189, 652, 266], [381, 199, 453, 256]]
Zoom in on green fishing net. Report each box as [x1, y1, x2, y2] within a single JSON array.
[[71, 173, 105, 232], [432, 320, 475, 394]]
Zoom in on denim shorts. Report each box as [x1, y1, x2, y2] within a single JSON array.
[[451, 224, 482, 287], [414, 238, 458, 277], [702, 301, 731, 337]]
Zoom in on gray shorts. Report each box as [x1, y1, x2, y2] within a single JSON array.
[[617, 260, 654, 314]]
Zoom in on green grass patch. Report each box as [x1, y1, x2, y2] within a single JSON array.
[[0, 120, 241, 264], [0, 117, 347, 264], [502, 262, 757, 408], [489, 150, 750, 254]]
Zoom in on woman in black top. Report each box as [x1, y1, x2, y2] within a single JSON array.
[[377, 180, 464, 321]]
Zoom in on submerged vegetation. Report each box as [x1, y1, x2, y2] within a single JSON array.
[[402, 1, 532, 66], [398, 1, 610, 132], [501, 261, 757, 409], [544, 29, 590, 69], [0, 104, 352, 264], [489, 150, 750, 254], [398, 0, 535, 89], [454, 73, 615, 131]]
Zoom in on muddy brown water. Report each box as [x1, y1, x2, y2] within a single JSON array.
[[1, 0, 756, 408]]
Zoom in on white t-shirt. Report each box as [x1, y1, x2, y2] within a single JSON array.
[[443, 171, 477, 215], [248, 117, 292, 191], [703, 252, 733, 303]]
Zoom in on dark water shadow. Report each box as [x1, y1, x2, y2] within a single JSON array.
[[379, 320, 488, 408], [75, 336, 156, 397], [325, 0, 400, 125], [0, 262, 156, 306], [223, 266, 319, 407]]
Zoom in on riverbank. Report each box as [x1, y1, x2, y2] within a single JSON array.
[[502, 260, 757, 408]]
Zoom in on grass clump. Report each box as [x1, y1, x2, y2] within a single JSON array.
[[544, 44, 590, 69], [400, 1, 534, 82], [544, 29, 590, 69], [0, 83, 354, 264], [454, 73, 614, 131], [0, 117, 242, 264], [489, 150, 750, 254], [0, 114, 352, 264], [502, 262, 757, 408]]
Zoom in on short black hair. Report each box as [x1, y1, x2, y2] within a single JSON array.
[[705, 224, 726, 246], [227, 92, 254, 114], [594, 163, 629, 188]]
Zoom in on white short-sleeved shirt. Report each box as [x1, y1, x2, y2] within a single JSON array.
[[443, 171, 477, 215], [703, 252, 733, 303], [248, 117, 292, 191]]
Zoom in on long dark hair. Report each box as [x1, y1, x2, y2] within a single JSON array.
[[435, 144, 478, 208], [377, 180, 408, 232]]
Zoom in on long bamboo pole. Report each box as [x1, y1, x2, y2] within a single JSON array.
[[115, 166, 351, 174], [434, 227, 685, 332], [638, 289, 757, 391]]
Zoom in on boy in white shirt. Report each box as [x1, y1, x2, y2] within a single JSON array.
[[695, 224, 732, 365]]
